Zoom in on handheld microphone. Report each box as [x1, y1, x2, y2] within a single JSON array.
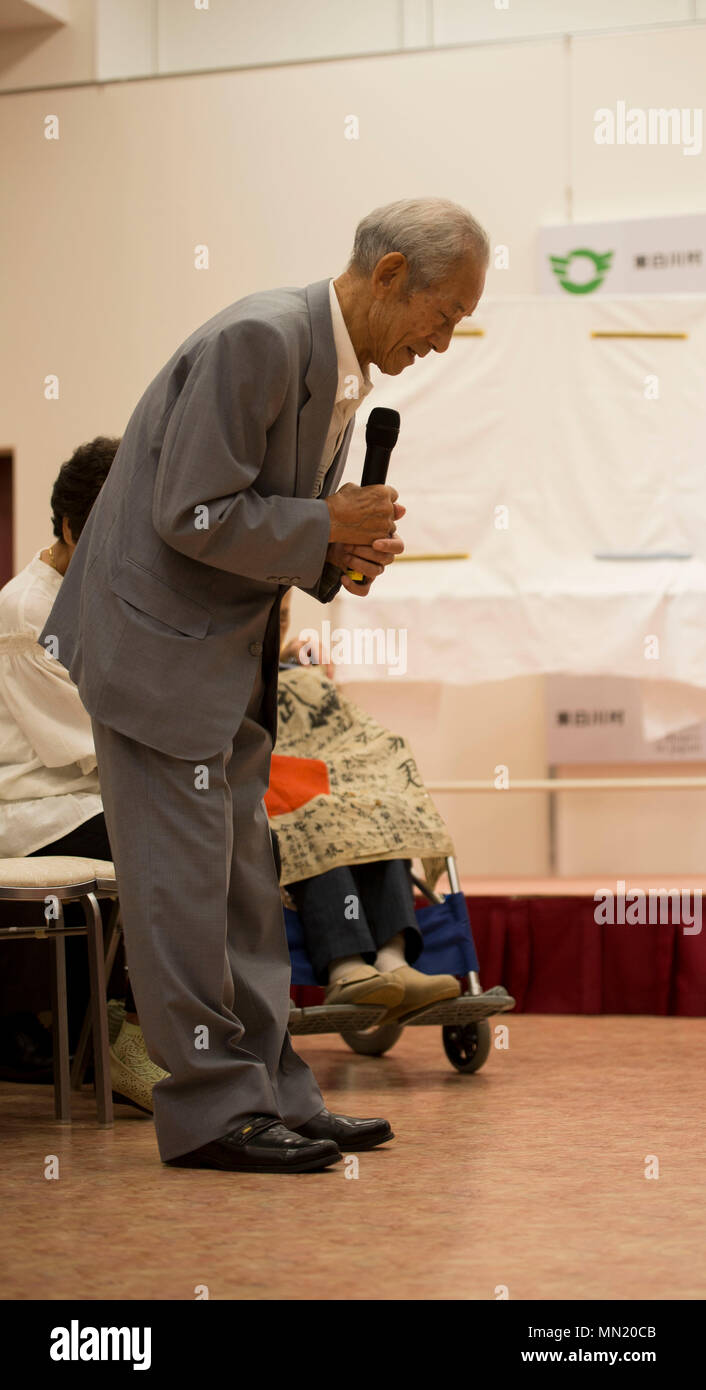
[[347, 406, 401, 583]]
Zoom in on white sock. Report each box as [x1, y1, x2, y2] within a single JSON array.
[[375, 932, 407, 973], [328, 955, 377, 986]]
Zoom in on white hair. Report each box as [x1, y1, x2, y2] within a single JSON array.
[[348, 197, 490, 292]]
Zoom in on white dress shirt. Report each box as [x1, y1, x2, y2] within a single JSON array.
[[0, 553, 102, 856], [311, 279, 374, 498]]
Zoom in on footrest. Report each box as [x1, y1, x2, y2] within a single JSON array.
[[288, 1004, 388, 1035], [404, 987, 516, 1028], [287, 988, 515, 1034]]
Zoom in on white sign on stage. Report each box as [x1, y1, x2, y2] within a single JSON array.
[[538, 214, 706, 296], [546, 676, 706, 764]]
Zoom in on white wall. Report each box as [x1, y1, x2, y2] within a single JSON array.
[[571, 26, 706, 220], [3, 1, 702, 91]]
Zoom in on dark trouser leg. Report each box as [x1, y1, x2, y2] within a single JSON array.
[[28, 813, 112, 861], [288, 866, 379, 985], [350, 859, 424, 964]]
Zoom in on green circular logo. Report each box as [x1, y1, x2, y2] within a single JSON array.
[[549, 248, 614, 294]]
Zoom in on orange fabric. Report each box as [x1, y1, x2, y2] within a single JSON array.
[[265, 753, 330, 817]]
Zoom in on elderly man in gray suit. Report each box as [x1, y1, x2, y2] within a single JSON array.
[[40, 197, 488, 1173]]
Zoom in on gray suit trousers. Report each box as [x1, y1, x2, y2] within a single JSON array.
[[91, 662, 324, 1161]]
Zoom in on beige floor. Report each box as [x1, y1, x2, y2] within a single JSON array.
[[1, 1015, 704, 1301]]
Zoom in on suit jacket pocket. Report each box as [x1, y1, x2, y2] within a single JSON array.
[[108, 557, 211, 637]]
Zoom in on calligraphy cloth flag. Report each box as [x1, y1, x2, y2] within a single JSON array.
[[265, 665, 454, 900]]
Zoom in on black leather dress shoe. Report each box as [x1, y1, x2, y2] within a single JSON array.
[[164, 1115, 342, 1173], [294, 1109, 394, 1151]]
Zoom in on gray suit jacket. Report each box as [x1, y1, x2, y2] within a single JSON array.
[[39, 278, 356, 759]]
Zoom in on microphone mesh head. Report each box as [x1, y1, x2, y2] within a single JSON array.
[[366, 407, 400, 448]]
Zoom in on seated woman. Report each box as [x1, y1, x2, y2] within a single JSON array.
[[0, 437, 166, 1110], [270, 590, 460, 1021]]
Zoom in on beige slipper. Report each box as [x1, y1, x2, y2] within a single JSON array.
[[324, 970, 405, 1009], [381, 965, 461, 1023], [110, 1023, 168, 1114]]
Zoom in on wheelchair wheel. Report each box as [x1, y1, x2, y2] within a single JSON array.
[[341, 1022, 403, 1056], [442, 1019, 491, 1073]]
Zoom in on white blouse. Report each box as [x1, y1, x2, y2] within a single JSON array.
[[0, 552, 102, 856]]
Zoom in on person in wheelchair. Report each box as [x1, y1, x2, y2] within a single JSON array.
[[271, 590, 461, 1023]]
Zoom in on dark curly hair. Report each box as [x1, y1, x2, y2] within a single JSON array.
[[50, 436, 120, 543]]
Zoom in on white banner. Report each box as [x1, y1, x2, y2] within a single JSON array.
[[538, 214, 706, 296], [546, 676, 706, 763], [333, 296, 706, 697]]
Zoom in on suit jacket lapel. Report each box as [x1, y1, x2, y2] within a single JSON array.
[[296, 279, 338, 497]]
